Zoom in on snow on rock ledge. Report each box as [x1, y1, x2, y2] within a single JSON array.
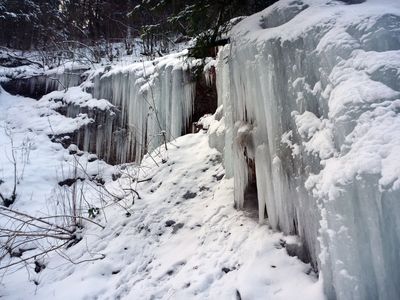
[[1, 63, 88, 99], [38, 87, 125, 163], [215, 0, 400, 299]]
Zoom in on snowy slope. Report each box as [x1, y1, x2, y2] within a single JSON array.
[[0, 88, 116, 294], [0, 88, 114, 210], [0, 88, 323, 299], [2, 0, 400, 299]]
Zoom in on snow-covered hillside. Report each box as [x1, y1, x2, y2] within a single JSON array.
[[1, 0, 400, 299], [0, 89, 323, 299]]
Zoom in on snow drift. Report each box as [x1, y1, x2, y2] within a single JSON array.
[[213, 0, 400, 299]]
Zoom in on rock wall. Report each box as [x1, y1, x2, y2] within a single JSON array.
[[215, 1, 400, 299], [88, 52, 217, 164], [2, 70, 86, 99]]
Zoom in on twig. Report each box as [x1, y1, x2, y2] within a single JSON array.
[[0, 207, 75, 234], [0, 241, 69, 271], [38, 215, 105, 229]]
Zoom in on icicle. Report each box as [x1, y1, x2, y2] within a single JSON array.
[[215, 1, 400, 299], [90, 51, 196, 164]]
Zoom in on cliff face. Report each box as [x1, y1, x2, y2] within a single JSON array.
[[213, 0, 400, 298], [88, 52, 218, 164], [1, 69, 86, 99], [1, 1, 399, 298]]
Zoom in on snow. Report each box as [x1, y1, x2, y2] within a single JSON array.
[[281, 131, 300, 158], [41, 87, 114, 111], [1, 0, 400, 298], [0, 89, 324, 299], [0, 88, 115, 212], [293, 111, 335, 160], [0, 89, 92, 137], [89, 50, 200, 164], [0, 64, 41, 83], [215, 0, 400, 299]]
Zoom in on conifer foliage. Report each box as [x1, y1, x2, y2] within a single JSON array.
[[0, 0, 277, 55]]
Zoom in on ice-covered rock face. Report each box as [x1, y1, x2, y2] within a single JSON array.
[[90, 52, 197, 163], [34, 52, 215, 165], [216, 0, 400, 299], [39, 87, 124, 164], [1, 71, 84, 99]]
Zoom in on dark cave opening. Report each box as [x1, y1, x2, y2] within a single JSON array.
[[243, 157, 260, 220]]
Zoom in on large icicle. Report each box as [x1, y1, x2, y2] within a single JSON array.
[[91, 51, 196, 163], [214, 0, 400, 299]]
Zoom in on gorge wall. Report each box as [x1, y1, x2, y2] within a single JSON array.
[[36, 52, 218, 165], [87, 52, 217, 164], [1, 1, 399, 299], [211, 0, 400, 299]]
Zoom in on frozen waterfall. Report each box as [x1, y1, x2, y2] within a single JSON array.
[[90, 52, 197, 163], [37, 51, 218, 165], [213, 0, 400, 299], [2, 68, 86, 99]]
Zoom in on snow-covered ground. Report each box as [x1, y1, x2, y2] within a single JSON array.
[[0, 88, 114, 210], [0, 89, 323, 299]]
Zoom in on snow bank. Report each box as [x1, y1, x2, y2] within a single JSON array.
[[1, 65, 87, 99], [0, 87, 115, 215], [41, 87, 114, 111], [1, 128, 324, 300], [215, 0, 400, 298]]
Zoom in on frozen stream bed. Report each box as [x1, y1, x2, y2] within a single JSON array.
[[0, 90, 323, 299]]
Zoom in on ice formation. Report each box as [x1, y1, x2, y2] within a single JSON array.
[[38, 87, 124, 163], [33, 52, 201, 164], [213, 0, 400, 299], [1, 67, 86, 99], [90, 51, 197, 163]]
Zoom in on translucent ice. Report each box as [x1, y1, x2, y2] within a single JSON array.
[[90, 51, 196, 163], [215, 0, 400, 298]]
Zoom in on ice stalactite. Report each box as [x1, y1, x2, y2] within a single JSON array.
[[90, 52, 197, 163], [40, 51, 217, 165], [39, 87, 122, 164], [1, 69, 86, 99], [214, 0, 400, 299]]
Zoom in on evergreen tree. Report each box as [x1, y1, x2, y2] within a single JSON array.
[[130, 0, 278, 57], [0, 0, 278, 55]]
